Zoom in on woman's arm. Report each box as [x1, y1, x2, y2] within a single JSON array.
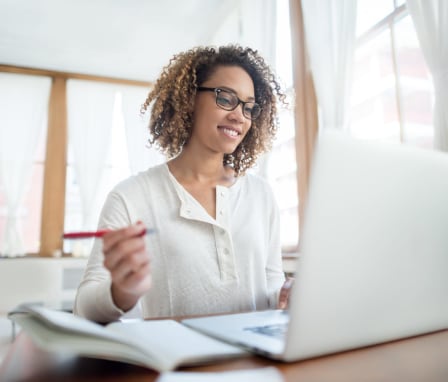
[[74, 191, 150, 322]]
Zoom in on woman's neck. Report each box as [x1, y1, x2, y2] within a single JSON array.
[[168, 150, 235, 187]]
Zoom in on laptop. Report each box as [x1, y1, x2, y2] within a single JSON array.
[[183, 131, 448, 361]]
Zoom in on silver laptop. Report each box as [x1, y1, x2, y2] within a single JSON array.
[[183, 132, 448, 361]]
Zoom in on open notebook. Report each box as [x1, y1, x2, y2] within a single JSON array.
[[183, 132, 448, 361], [8, 304, 247, 372]]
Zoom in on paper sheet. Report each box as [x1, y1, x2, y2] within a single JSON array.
[[156, 367, 284, 382]]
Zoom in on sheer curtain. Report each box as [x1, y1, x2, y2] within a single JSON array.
[[120, 85, 165, 175], [406, 0, 448, 151], [0, 73, 51, 256], [211, 0, 277, 67], [301, 0, 358, 131], [239, 0, 277, 66], [67, 80, 116, 231]]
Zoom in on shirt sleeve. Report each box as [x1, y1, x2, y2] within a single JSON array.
[[73, 190, 137, 323]]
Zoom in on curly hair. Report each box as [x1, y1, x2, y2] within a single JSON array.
[[141, 45, 286, 175]]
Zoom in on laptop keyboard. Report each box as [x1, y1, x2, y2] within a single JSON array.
[[244, 322, 288, 340]]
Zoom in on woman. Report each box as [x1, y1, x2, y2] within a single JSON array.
[[74, 45, 292, 323]]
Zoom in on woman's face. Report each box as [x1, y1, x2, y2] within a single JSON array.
[[190, 65, 254, 156]]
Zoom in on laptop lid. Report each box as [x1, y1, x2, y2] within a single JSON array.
[[283, 131, 448, 360], [184, 132, 448, 361]]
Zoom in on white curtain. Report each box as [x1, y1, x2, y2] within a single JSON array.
[[301, 0, 358, 131], [0, 73, 51, 256], [406, 0, 448, 151], [239, 0, 277, 67], [211, 0, 277, 68], [120, 85, 165, 175], [67, 80, 116, 231]]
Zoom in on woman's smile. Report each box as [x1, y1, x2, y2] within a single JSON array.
[[218, 125, 242, 139]]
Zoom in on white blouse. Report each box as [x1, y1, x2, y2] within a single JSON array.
[[74, 163, 285, 322]]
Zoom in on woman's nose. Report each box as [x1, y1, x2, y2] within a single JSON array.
[[227, 104, 246, 123]]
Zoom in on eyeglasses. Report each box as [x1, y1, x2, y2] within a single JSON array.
[[197, 87, 261, 121]]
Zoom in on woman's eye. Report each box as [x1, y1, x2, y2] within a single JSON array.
[[217, 96, 233, 106]]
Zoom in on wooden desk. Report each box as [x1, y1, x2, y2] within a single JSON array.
[[2, 329, 448, 382]]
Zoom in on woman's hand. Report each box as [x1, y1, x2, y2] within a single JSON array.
[[277, 277, 295, 309], [102, 222, 152, 312]]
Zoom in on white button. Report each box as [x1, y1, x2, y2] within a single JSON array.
[[220, 229, 226, 235], [219, 210, 224, 215], [186, 209, 191, 214], [220, 191, 225, 197], [223, 248, 230, 255]]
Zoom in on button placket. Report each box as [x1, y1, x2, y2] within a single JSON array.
[[214, 186, 237, 281]]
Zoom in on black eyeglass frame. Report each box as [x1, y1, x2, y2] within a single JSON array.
[[197, 86, 261, 121]]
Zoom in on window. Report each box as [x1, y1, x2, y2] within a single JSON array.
[[0, 126, 47, 254], [0, 70, 153, 257], [64, 92, 133, 256], [0, 73, 51, 255], [350, 1, 434, 148]]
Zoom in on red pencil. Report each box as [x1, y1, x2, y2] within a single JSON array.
[[62, 228, 156, 239]]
